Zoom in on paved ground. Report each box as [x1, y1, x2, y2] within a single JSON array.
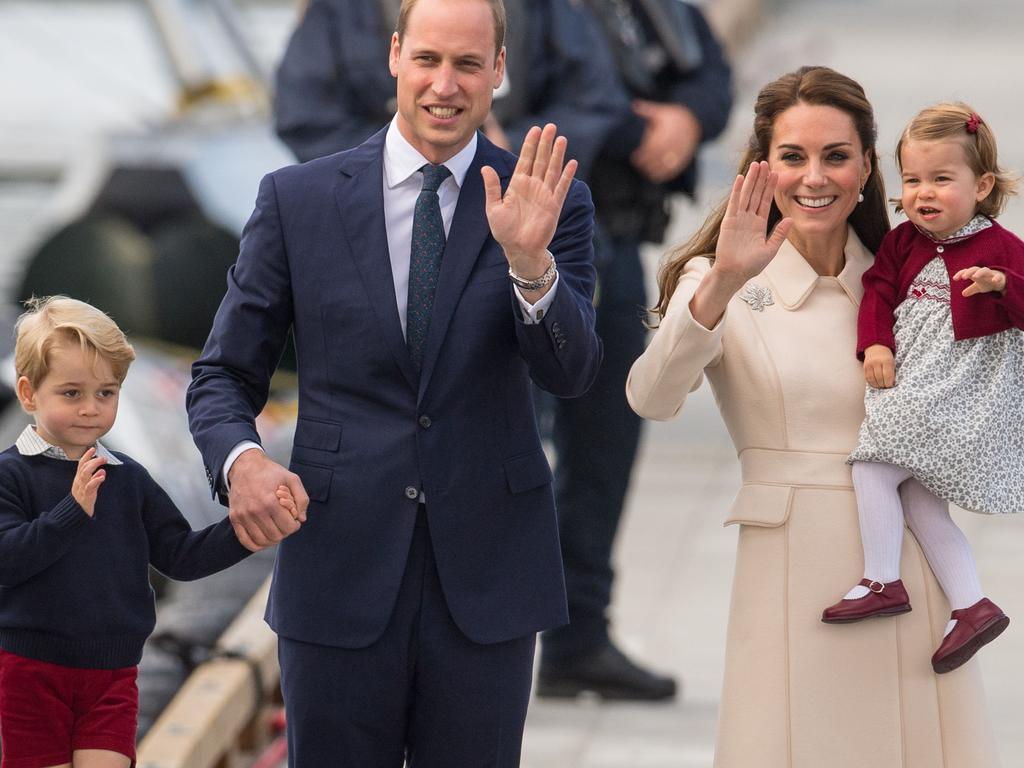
[[521, 1, 1024, 766]]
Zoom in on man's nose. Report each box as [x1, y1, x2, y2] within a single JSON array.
[[431, 64, 458, 98]]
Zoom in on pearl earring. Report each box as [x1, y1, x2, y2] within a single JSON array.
[[857, 191, 865, 203]]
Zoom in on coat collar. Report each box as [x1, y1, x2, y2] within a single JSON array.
[[761, 226, 874, 310]]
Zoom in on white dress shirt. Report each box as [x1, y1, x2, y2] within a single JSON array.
[[224, 118, 558, 486]]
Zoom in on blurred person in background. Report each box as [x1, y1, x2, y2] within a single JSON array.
[[537, 0, 733, 702]]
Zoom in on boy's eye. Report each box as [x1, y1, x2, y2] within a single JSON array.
[[62, 390, 79, 398], [98, 389, 118, 398]]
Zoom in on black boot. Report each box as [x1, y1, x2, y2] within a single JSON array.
[[536, 643, 678, 701]]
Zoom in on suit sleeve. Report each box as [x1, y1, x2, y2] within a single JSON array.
[[513, 179, 602, 397], [187, 172, 295, 498], [626, 257, 724, 421], [857, 231, 901, 358]]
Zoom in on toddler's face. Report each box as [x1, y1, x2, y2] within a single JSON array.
[[16, 343, 120, 460], [899, 139, 994, 239]]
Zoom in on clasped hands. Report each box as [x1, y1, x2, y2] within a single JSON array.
[[482, 123, 577, 302], [227, 448, 309, 552]]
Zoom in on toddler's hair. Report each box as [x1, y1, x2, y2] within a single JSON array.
[[895, 102, 1017, 217], [14, 296, 136, 387]]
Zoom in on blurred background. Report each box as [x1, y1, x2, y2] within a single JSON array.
[[1, 0, 1022, 765]]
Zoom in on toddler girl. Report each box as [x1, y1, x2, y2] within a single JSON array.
[[821, 103, 1023, 674]]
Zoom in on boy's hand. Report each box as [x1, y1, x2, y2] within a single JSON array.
[[227, 449, 308, 551], [864, 344, 895, 389], [72, 447, 107, 517], [953, 266, 1006, 296], [276, 485, 300, 521]]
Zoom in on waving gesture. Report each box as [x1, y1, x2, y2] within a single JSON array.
[[715, 161, 793, 282], [482, 124, 577, 290]]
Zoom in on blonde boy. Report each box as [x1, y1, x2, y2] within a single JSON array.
[[0, 297, 290, 768]]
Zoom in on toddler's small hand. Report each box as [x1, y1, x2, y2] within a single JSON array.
[[276, 485, 301, 523], [953, 266, 1006, 296], [863, 344, 895, 389], [72, 447, 107, 517]]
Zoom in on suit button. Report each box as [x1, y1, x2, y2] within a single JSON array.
[[405, 486, 419, 500], [418, 415, 432, 429]]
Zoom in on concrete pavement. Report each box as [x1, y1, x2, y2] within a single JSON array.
[[521, 1, 1024, 765]]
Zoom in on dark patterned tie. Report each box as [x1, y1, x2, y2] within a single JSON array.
[[406, 163, 451, 369]]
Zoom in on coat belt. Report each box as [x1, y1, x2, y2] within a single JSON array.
[[739, 448, 853, 489]]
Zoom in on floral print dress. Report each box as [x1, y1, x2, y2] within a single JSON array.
[[849, 217, 1024, 514]]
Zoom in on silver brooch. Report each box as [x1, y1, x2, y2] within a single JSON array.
[[740, 284, 773, 312]]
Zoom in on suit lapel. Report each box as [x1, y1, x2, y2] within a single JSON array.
[[417, 137, 512, 396], [333, 130, 418, 391]]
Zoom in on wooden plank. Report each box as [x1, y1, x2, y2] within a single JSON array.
[[137, 578, 279, 768]]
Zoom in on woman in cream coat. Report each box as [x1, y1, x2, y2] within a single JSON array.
[[627, 67, 998, 767]]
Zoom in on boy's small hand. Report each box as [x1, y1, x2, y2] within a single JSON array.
[[276, 485, 301, 522], [72, 447, 107, 517], [953, 266, 1006, 296], [864, 344, 895, 389]]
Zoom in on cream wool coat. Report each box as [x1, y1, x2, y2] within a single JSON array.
[[627, 229, 998, 768]]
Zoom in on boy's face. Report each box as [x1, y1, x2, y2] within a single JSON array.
[[16, 343, 121, 460]]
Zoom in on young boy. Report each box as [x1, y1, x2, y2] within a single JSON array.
[[0, 296, 295, 768]]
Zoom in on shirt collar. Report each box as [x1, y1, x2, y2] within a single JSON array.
[[15, 425, 123, 465], [384, 115, 477, 191], [762, 226, 874, 310], [913, 214, 992, 245]]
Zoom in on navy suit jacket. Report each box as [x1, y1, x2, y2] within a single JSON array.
[[187, 129, 601, 647]]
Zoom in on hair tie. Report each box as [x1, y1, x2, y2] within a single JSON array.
[[966, 113, 982, 134]]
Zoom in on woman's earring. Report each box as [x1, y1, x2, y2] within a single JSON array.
[[857, 190, 865, 204]]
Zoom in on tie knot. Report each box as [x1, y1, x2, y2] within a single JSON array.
[[419, 164, 451, 194]]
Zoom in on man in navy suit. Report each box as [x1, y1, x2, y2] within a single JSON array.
[[186, 0, 601, 763]]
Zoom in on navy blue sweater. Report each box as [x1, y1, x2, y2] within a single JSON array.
[[0, 447, 251, 668]]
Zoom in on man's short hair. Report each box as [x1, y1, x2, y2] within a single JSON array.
[[396, 0, 506, 57], [14, 296, 136, 386]]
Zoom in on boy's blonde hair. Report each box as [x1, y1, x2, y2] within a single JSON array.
[[896, 102, 1018, 217], [14, 296, 136, 387]]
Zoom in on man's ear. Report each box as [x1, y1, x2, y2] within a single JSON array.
[[16, 376, 36, 412], [493, 46, 506, 90], [389, 32, 401, 78]]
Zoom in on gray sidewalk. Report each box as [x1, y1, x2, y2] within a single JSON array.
[[522, 1, 1024, 765]]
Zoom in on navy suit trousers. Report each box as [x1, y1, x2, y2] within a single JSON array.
[[278, 508, 536, 767]]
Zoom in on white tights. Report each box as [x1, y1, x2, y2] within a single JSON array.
[[847, 462, 983, 625]]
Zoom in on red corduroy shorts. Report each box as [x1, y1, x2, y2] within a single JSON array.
[[0, 649, 138, 768]]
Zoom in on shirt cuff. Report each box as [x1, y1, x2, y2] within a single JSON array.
[[514, 272, 559, 324], [223, 441, 264, 489]]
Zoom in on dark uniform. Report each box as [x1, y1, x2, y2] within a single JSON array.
[[538, 0, 733, 700]]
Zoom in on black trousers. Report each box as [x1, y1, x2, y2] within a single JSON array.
[[542, 234, 647, 660], [279, 509, 536, 767]]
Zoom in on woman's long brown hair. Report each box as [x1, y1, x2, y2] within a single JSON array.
[[652, 66, 891, 320]]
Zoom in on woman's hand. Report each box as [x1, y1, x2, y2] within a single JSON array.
[[863, 344, 895, 388], [714, 161, 793, 285], [689, 162, 793, 330], [953, 266, 1006, 296]]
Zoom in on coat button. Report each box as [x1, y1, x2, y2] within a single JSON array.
[[418, 415, 432, 429], [405, 486, 419, 500], [936, 245, 945, 253]]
